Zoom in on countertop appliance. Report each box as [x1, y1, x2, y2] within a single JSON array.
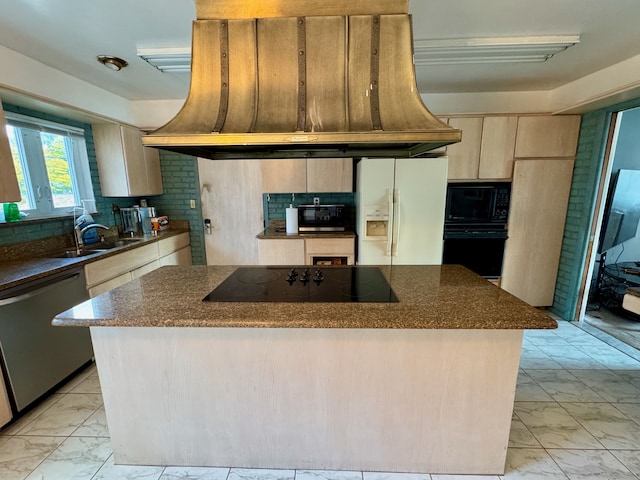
[[355, 157, 448, 265], [203, 266, 398, 303], [297, 205, 346, 232], [0, 268, 93, 412], [442, 182, 511, 278]]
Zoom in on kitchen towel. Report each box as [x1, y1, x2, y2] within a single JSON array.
[[286, 205, 298, 234]]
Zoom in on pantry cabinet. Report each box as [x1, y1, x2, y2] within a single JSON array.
[[501, 159, 575, 306], [93, 123, 163, 197], [0, 102, 21, 203], [261, 158, 353, 193]]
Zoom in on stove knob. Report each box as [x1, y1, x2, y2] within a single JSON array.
[[313, 269, 324, 283]]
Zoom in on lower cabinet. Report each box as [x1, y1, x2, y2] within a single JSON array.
[[86, 233, 191, 297], [0, 374, 12, 427], [258, 239, 305, 265], [258, 237, 355, 266]]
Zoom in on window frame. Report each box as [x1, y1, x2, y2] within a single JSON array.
[[4, 112, 95, 219]]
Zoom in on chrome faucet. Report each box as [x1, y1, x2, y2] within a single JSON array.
[[74, 223, 110, 252]]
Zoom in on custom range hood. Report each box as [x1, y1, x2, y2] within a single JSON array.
[[142, 0, 461, 159]]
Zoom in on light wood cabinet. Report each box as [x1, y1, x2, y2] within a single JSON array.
[[0, 101, 21, 203], [0, 372, 12, 427], [261, 159, 307, 193], [479, 116, 518, 179], [446, 117, 483, 180], [306, 158, 353, 192], [93, 124, 163, 197], [261, 158, 353, 193], [258, 239, 305, 265], [85, 233, 191, 297], [501, 159, 575, 306], [514, 116, 581, 158], [305, 237, 355, 265]]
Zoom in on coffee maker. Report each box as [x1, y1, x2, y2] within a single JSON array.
[[138, 207, 157, 235], [120, 207, 140, 235]]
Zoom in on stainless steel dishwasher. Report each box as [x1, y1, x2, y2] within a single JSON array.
[[0, 267, 93, 412]]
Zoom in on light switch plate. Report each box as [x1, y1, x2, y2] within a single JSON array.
[[190, 199, 196, 208]]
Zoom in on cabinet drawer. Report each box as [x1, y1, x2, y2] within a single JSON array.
[[305, 238, 354, 254], [131, 260, 161, 279], [88, 272, 132, 298], [158, 232, 190, 257], [85, 243, 159, 287]]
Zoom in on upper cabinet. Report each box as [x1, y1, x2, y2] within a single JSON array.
[[446, 117, 483, 180], [306, 158, 353, 192], [93, 124, 163, 197], [445, 114, 581, 181], [261, 158, 353, 193], [479, 116, 518, 179], [514, 116, 581, 158], [0, 102, 21, 203]]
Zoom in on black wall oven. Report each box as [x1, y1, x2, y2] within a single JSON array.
[[442, 183, 511, 278]]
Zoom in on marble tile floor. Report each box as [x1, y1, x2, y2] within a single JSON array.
[[4, 321, 640, 479]]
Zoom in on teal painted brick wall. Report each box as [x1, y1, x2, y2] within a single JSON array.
[[551, 98, 640, 320], [0, 103, 205, 264]]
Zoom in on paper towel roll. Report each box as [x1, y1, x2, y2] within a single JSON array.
[[286, 206, 298, 234]]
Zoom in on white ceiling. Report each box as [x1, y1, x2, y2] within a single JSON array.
[[0, 0, 639, 102]]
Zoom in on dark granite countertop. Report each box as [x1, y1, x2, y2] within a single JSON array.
[[53, 264, 557, 330], [256, 220, 356, 239], [0, 229, 190, 293]]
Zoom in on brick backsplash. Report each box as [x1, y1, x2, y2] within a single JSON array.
[[262, 192, 356, 228]]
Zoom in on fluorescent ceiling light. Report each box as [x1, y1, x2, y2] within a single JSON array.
[[413, 35, 580, 66], [137, 48, 191, 73], [137, 35, 580, 72]]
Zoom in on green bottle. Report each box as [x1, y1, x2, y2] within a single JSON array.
[[3, 202, 20, 222]]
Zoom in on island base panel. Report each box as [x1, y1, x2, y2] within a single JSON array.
[[90, 327, 522, 475]]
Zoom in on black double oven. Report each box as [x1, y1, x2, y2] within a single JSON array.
[[442, 182, 511, 279]]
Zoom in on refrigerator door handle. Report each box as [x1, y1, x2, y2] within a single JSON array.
[[391, 188, 400, 256], [386, 188, 394, 256]]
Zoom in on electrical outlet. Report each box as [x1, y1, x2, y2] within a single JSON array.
[[111, 204, 120, 214], [314, 197, 320, 205], [190, 199, 196, 208]]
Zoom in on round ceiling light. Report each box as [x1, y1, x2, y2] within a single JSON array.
[[97, 55, 128, 71]]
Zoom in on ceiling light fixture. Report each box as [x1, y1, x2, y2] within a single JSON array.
[[97, 55, 129, 71], [413, 35, 580, 66], [137, 48, 191, 73]]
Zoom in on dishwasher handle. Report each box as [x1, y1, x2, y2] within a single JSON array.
[[0, 271, 83, 307]]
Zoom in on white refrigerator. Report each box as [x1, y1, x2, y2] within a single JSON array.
[[356, 157, 448, 265]]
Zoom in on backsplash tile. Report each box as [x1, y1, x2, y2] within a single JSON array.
[[262, 192, 355, 228]]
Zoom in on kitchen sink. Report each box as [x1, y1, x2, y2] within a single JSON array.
[[52, 249, 108, 258]]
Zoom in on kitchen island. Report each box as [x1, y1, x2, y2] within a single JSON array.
[[53, 265, 556, 475]]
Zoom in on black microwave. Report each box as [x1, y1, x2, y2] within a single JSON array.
[[445, 183, 511, 225], [298, 205, 346, 232]]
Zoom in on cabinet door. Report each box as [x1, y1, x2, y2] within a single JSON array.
[[479, 116, 517, 179], [0, 373, 12, 427], [160, 246, 193, 266], [258, 239, 305, 265], [143, 146, 163, 195], [94, 124, 164, 197], [514, 115, 581, 158], [306, 158, 353, 192], [261, 159, 306, 193], [501, 159, 575, 306], [0, 102, 21, 202], [446, 117, 483, 180]]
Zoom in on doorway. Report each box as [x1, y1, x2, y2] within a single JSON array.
[[580, 106, 640, 347]]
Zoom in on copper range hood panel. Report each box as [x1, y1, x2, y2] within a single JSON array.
[[142, 0, 461, 159]]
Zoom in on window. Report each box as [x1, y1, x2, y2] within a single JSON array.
[[5, 112, 95, 219]]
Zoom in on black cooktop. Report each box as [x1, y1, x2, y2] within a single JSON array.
[[203, 266, 398, 303]]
